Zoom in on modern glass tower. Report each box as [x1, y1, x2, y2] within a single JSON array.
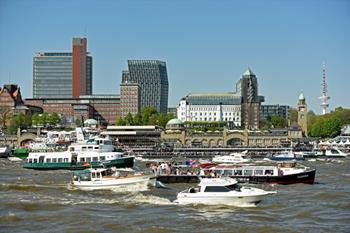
[[122, 60, 169, 114], [33, 37, 92, 99]]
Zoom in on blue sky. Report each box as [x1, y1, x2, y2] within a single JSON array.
[[0, 0, 349, 114]]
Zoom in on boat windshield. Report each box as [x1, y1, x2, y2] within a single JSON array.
[[225, 184, 241, 192]]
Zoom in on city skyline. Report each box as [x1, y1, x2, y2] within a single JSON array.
[[0, 0, 349, 114]]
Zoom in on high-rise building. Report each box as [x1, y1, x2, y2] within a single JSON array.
[[297, 93, 308, 136], [121, 60, 169, 114], [236, 68, 264, 129], [120, 82, 141, 117], [33, 37, 92, 99]]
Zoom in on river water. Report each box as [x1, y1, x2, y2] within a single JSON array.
[[1, 158, 350, 233]]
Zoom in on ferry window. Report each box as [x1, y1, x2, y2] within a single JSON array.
[[29, 159, 32, 163], [88, 146, 93, 150], [243, 170, 253, 176], [265, 170, 274, 175], [82, 147, 87, 151], [93, 157, 98, 162], [92, 173, 96, 178], [80, 158, 85, 162], [104, 141, 112, 145], [46, 158, 51, 163], [223, 170, 233, 176], [58, 158, 62, 163], [86, 158, 91, 162], [234, 170, 242, 175], [254, 170, 263, 175], [204, 186, 230, 192], [100, 156, 105, 161], [94, 147, 99, 150], [64, 158, 69, 162], [70, 147, 74, 152], [52, 158, 57, 163], [33, 159, 38, 163]]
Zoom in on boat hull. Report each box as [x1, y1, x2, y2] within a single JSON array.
[[72, 175, 150, 191], [176, 193, 268, 207], [270, 157, 305, 161], [23, 156, 134, 170]]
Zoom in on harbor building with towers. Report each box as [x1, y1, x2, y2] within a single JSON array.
[[33, 37, 92, 99], [177, 68, 264, 129], [120, 60, 169, 115]]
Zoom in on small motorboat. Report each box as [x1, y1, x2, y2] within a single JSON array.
[[269, 151, 304, 161], [176, 177, 276, 207], [212, 151, 251, 164], [70, 167, 153, 191]]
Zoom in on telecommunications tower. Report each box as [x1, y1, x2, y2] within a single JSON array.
[[318, 63, 330, 115]]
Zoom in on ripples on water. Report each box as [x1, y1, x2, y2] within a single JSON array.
[[1, 158, 350, 233]]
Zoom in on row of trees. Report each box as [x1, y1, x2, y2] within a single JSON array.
[[1, 111, 61, 134], [116, 107, 175, 128], [307, 107, 350, 138]]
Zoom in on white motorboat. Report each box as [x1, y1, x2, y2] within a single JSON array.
[[212, 151, 251, 164], [71, 167, 152, 191], [176, 177, 276, 207], [316, 148, 348, 158]]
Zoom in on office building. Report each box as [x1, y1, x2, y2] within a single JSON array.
[[121, 60, 168, 114], [33, 37, 92, 99], [120, 82, 141, 117], [260, 104, 290, 121]]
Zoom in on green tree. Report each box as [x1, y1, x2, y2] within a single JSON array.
[[270, 115, 287, 128], [116, 117, 126, 126], [47, 112, 60, 126], [288, 108, 298, 125], [125, 112, 134, 125], [75, 118, 81, 127]]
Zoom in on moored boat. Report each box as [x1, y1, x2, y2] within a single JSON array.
[[212, 151, 251, 164], [176, 177, 276, 207], [70, 167, 152, 191], [316, 147, 348, 158], [0, 145, 11, 158]]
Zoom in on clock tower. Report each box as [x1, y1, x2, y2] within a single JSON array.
[[297, 93, 308, 137]]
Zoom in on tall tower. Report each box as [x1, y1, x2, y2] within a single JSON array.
[[297, 93, 308, 137], [318, 63, 330, 115], [72, 37, 93, 97], [237, 68, 264, 129]]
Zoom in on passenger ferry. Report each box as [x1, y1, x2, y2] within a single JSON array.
[[23, 137, 134, 170], [206, 163, 316, 185]]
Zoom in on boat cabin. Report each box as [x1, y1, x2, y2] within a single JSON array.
[[68, 137, 114, 153], [187, 178, 242, 193], [73, 168, 115, 182], [26, 151, 122, 164], [208, 165, 279, 177]]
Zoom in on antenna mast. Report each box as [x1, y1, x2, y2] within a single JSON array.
[[318, 62, 330, 115]]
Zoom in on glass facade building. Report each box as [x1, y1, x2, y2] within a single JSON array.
[[33, 53, 72, 98], [33, 38, 92, 99], [122, 60, 169, 114]]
